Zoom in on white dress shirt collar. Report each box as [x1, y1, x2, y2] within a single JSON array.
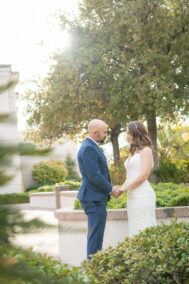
[[87, 136, 99, 146]]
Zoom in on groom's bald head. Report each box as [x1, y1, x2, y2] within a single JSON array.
[[88, 119, 107, 133], [88, 119, 108, 143]]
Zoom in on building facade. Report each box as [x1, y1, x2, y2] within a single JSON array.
[[0, 64, 79, 193], [0, 64, 22, 193]]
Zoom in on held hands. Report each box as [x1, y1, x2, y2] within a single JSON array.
[[111, 186, 126, 199]]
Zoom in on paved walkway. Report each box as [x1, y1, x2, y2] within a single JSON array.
[[11, 204, 60, 260]]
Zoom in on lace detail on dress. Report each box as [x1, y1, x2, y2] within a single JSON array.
[[125, 153, 157, 237]]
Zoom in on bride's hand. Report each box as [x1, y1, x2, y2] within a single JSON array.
[[120, 187, 127, 192]]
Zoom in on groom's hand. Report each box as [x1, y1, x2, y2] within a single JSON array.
[[111, 187, 122, 199]]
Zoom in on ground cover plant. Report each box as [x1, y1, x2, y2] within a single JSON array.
[[74, 183, 189, 209]]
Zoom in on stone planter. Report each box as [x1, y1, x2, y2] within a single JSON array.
[[54, 206, 189, 266]]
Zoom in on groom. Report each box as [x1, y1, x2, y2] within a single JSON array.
[[77, 119, 121, 260]]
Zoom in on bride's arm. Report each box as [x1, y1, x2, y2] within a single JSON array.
[[122, 179, 127, 189], [121, 147, 153, 191]]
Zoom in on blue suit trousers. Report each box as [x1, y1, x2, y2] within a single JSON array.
[[80, 201, 107, 260]]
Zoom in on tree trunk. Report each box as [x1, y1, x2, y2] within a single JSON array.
[[110, 124, 121, 166], [147, 112, 159, 183]]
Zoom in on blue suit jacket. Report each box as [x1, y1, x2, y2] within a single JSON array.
[[77, 138, 112, 201]]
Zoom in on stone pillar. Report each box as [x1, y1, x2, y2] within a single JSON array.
[[54, 185, 70, 209]]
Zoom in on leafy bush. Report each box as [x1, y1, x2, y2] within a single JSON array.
[[175, 159, 189, 183], [64, 153, 81, 181], [0, 193, 29, 205], [108, 157, 126, 185], [74, 183, 189, 209], [32, 160, 68, 183], [152, 182, 180, 191], [153, 159, 189, 184], [75, 192, 128, 210], [60, 180, 81, 191], [155, 189, 179, 207], [26, 182, 54, 192], [167, 192, 189, 207], [74, 199, 83, 210], [1, 246, 93, 284], [82, 221, 189, 284], [28, 180, 81, 193], [107, 192, 128, 209], [29, 184, 55, 193], [155, 185, 189, 207]]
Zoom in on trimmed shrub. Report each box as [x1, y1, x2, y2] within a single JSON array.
[[32, 160, 68, 183], [82, 221, 189, 284], [153, 159, 188, 184], [0, 193, 29, 205], [64, 153, 81, 181]]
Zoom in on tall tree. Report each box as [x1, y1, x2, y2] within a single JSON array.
[[76, 0, 189, 181], [24, 0, 189, 178]]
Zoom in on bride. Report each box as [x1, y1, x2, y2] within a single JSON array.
[[120, 121, 157, 237]]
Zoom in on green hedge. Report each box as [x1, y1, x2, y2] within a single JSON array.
[[30, 185, 55, 193], [26, 182, 54, 192], [0, 193, 29, 205], [74, 183, 189, 210], [82, 221, 189, 284], [28, 180, 81, 193], [32, 160, 68, 183]]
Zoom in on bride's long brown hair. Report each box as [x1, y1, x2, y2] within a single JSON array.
[[127, 121, 152, 155]]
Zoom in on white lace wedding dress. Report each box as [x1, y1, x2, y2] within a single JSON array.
[[125, 153, 157, 237]]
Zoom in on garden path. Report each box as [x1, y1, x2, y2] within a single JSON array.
[[11, 204, 60, 260]]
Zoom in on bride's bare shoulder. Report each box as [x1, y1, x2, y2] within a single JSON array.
[[140, 147, 152, 155]]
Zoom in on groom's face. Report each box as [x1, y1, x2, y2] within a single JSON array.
[[96, 125, 108, 144]]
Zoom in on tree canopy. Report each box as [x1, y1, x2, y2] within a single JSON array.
[[23, 0, 189, 174]]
